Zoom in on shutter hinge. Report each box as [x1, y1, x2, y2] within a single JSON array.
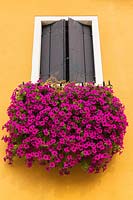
[[66, 57, 69, 60]]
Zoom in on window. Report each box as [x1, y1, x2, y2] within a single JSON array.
[[31, 16, 103, 85]]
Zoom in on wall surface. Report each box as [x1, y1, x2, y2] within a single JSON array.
[[0, 1, 133, 200]]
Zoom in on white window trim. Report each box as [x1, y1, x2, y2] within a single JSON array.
[[31, 16, 103, 85]]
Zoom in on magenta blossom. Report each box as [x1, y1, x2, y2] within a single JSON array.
[[2, 81, 128, 175]]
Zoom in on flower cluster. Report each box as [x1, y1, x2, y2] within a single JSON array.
[[2, 81, 128, 175]]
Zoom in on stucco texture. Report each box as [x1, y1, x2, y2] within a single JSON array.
[[0, 0, 133, 200]]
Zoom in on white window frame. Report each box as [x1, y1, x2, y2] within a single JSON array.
[[31, 16, 103, 85]]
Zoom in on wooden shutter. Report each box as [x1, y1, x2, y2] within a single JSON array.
[[40, 18, 95, 83], [40, 25, 50, 81], [40, 20, 66, 81], [83, 24, 95, 82], [68, 18, 85, 82], [68, 18, 95, 82]]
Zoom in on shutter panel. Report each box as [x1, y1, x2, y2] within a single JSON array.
[[68, 18, 95, 82], [40, 25, 51, 81], [50, 20, 66, 80], [68, 18, 85, 82], [83, 25, 95, 82], [40, 20, 66, 81]]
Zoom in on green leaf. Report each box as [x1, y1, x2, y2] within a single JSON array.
[[62, 107, 67, 111], [35, 95, 40, 100], [81, 160, 89, 171], [80, 151, 84, 157]]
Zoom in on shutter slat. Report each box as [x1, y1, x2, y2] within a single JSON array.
[[83, 25, 95, 82], [68, 18, 85, 82], [40, 25, 51, 81], [50, 20, 66, 80]]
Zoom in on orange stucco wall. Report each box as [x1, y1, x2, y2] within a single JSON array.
[[0, 1, 133, 200]]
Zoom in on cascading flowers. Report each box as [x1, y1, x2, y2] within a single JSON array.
[[2, 80, 128, 175]]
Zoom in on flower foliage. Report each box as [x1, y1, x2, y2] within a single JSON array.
[[2, 81, 128, 175]]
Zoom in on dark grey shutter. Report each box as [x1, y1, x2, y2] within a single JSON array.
[[40, 25, 50, 81], [40, 20, 66, 81], [68, 18, 95, 82], [40, 18, 95, 83], [68, 18, 85, 82], [83, 25, 95, 82]]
